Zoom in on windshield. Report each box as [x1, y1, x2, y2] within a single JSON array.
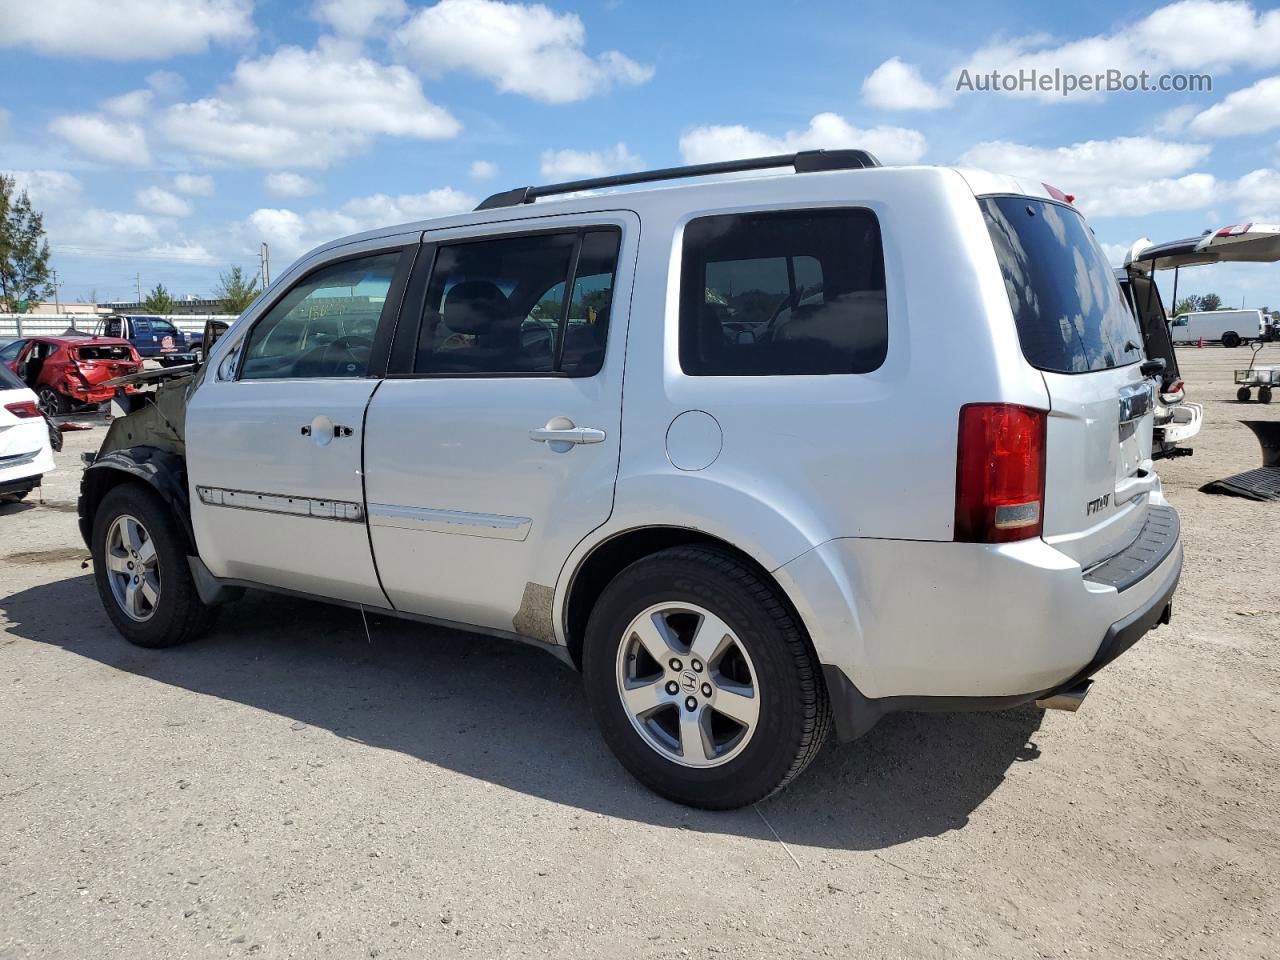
[[981, 197, 1143, 374]]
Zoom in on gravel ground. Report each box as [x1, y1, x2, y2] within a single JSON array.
[[2, 346, 1278, 959]]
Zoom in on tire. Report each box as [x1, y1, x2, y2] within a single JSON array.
[[582, 545, 831, 809], [1260, 386, 1274, 405], [1238, 386, 1252, 402], [36, 385, 68, 417], [1223, 332, 1241, 348], [91, 483, 215, 648]]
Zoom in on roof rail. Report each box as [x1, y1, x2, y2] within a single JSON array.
[[474, 149, 881, 211]]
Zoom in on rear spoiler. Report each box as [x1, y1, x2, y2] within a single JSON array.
[[1126, 223, 1280, 273]]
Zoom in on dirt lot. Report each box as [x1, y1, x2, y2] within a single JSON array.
[[2, 346, 1277, 960]]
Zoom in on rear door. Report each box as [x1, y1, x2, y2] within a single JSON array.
[[362, 213, 635, 635], [983, 196, 1154, 567]]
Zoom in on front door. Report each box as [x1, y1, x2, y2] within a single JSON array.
[[186, 244, 414, 606], [363, 213, 636, 637]]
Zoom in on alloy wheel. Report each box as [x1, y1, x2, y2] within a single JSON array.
[[104, 514, 161, 622], [615, 602, 760, 768]]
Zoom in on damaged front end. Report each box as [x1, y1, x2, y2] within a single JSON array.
[[77, 368, 196, 549]]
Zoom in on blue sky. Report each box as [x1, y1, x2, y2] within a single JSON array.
[[2, 0, 1279, 308]]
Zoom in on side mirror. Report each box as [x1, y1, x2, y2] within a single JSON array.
[[199, 319, 230, 365]]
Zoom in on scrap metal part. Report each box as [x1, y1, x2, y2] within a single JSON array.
[[1201, 421, 1280, 501]]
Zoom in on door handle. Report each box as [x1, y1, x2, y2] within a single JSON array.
[[300, 423, 354, 438], [529, 426, 606, 445]]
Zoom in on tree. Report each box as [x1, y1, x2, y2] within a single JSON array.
[[143, 283, 175, 314], [212, 265, 261, 314], [0, 174, 54, 311], [1173, 296, 1200, 316], [1199, 293, 1223, 312]]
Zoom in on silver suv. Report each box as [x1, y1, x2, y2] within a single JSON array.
[[80, 151, 1182, 809]]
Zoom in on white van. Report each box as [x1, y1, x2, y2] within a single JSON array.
[[1170, 308, 1266, 347], [79, 152, 1182, 808]]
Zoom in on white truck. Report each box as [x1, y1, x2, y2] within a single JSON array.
[[1169, 308, 1266, 347]]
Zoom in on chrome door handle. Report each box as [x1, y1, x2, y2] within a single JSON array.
[[529, 425, 606, 445]]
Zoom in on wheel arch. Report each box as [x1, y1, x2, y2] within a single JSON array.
[[79, 446, 192, 551], [559, 525, 814, 672]]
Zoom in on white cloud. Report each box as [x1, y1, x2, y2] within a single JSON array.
[[162, 41, 460, 168], [264, 172, 319, 197], [102, 89, 154, 118], [469, 160, 497, 180], [0, 0, 254, 60], [394, 0, 653, 104], [245, 187, 476, 262], [959, 136, 1219, 216], [1189, 75, 1280, 136], [1232, 167, 1280, 219], [146, 70, 186, 98], [136, 186, 194, 217], [312, 0, 407, 36], [679, 112, 928, 166], [4, 170, 83, 210], [870, 1, 1280, 107], [1154, 104, 1199, 135], [862, 57, 948, 110], [173, 173, 215, 196], [540, 143, 639, 179], [48, 113, 150, 165]]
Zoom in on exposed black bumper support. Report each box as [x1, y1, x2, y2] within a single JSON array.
[[823, 544, 1183, 742]]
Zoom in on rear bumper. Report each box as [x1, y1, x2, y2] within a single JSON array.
[[775, 500, 1184, 738], [820, 544, 1181, 740]]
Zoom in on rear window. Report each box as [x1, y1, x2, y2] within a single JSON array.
[[679, 208, 888, 376], [77, 345, 133, 361], [981, 197, 1143, 374]]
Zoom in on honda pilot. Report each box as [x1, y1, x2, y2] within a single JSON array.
[[79, 151, 1182, 809]]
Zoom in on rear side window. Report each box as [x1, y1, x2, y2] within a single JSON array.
[[679, 208, 887, 376], [415, 228, 620, 377], [981, 197, 1144, 374]]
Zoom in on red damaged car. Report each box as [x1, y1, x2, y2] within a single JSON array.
[[0, 335, 141, 416]]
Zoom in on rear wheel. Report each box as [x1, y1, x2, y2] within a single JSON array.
[[1223, 332, 1241, 348], [582, 545, 830, 809], [1238, 386, 1253, 402], [92, 483, 215, 648], [1260, 386, 1274, 405], [36, 385, 67, 417]]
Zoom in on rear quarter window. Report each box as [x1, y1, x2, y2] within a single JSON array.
[[981, 197, 1144, 374], [679, 208, 888, 376]]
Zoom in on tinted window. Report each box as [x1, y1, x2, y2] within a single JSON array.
[[241, 252, 400, 380], [679, 209, 887, 376], [981, 197, 1143, 374], [0, 340, 26, 364], [0, 361, 23, 390], [415, 229, 619, 376], [148, 318, 179, 335]]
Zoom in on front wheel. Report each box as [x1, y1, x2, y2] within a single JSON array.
[[1238, 386, 1253, 402], [582, 545, 831, 809], [1260, 386, 1274, 404], [1223, 332, 1241, 348], [92, 483, 215, 648]]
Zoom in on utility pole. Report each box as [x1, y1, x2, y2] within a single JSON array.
[[135, 272, 141, 304], [52, 269, 60, 312], [260, 242, 271, 289]]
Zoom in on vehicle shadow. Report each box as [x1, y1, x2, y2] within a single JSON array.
[[1, 574, 1043, 852]]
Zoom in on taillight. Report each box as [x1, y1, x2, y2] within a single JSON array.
[[955, 404, 1047, 544], [4, 400, 41, 419]]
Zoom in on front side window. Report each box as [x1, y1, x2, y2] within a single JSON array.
[[415, 228, 620, 376], [0, 339, 25, 364], [240, 251, 401, 380], [148, 318, 179, 336], [981, 197, 1143, 374], [679, 208, 888, 376]]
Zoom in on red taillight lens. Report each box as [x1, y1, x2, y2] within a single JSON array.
[[4, 400, 41, 419], [955, 403, 1047, 544]]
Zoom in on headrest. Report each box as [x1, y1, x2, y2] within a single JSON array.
[[443, 280, 509, 335]]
